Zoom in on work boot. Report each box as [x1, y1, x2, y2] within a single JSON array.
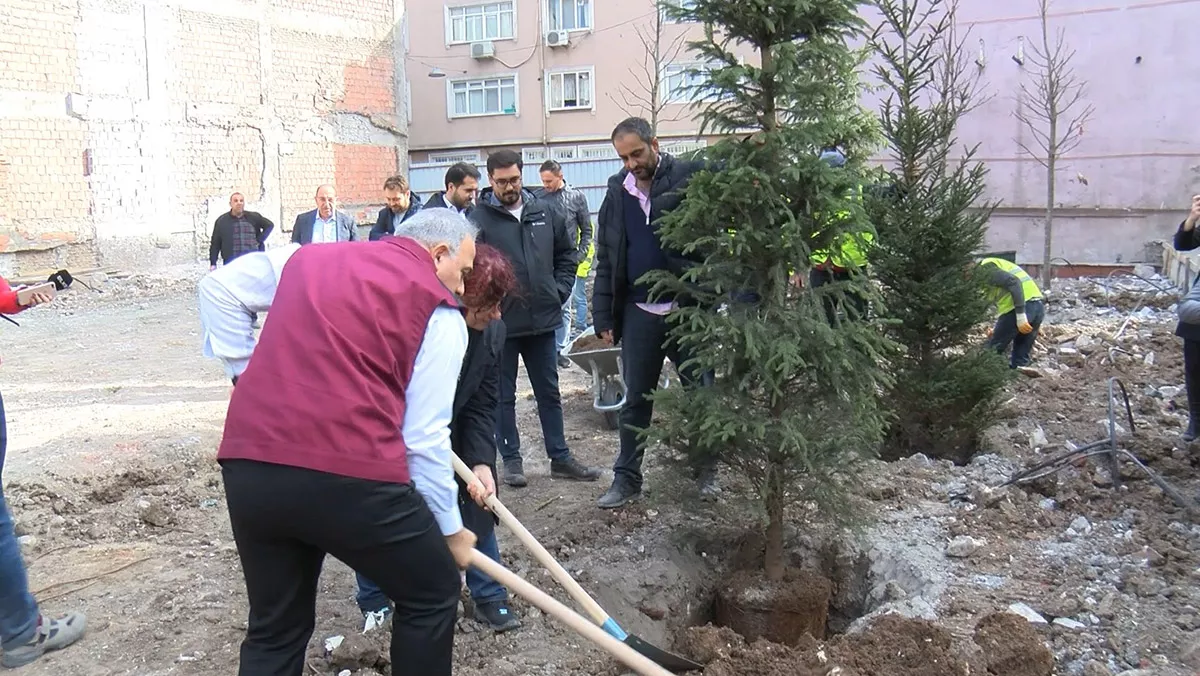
[[1185, 411, 1199, 443], [557, 355, 572, 369], [502, 459, 527, 488], [597, 480, 641, 509], [1, 612, 87, 669], [473, 600, 522, 632], [550, 456, 601, 482]]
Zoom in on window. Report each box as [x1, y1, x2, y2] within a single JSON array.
[[428, 150, 482, 164], [448, 75, 518, 117], [546, 68, 593, 111], [522, 147, 548, 163], [550, 146, 577, 160], [661, 62, 713, 103], [446, 2, 515, 44], [546, 0, 592, 32], [661, 0, 696, 23], [578, 143, 617, 159]]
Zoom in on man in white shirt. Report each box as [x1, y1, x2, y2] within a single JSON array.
[[197, 243, 301, 385]]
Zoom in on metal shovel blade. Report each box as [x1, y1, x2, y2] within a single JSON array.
[[623, 634, 704, 673]]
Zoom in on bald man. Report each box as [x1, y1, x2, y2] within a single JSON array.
[[292, 184, 359, 244]]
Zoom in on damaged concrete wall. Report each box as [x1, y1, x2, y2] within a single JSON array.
[[0, 0, 409, 276]]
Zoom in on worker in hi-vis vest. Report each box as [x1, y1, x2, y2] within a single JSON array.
[[980, 257, 1044, 370], [807, 147, 874, 322]]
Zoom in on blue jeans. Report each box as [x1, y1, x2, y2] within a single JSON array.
[[556, 277, 589, 351], [0, 391, 39, 650], [985, 299, 1045, 368], [355, 527, 507, 612], [496, 331, 570, 463]]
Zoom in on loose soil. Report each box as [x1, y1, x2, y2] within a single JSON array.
[[1, 269, 1198, 675]]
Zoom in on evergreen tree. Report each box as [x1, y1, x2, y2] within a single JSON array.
[[866, 0, 1012, 463], [644, 0, 893, 581]]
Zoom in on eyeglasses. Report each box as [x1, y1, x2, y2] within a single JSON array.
[[492, 177, 522, 188]]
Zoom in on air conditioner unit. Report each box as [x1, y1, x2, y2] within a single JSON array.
[[470, 41, 495, 59], [545, 30, 569, 47]]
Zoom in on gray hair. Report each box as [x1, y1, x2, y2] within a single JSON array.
[[395, 208, 479, 254]]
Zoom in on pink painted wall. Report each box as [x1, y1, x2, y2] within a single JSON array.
[[892, 0, 1200, 263]]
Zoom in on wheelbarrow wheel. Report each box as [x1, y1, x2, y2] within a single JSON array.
[[598, 378, 622, 431]]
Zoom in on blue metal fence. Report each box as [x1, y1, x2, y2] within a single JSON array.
[[409, 158, 624, 218]]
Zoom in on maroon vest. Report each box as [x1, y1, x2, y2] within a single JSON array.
[[217, 237, 459, 484]]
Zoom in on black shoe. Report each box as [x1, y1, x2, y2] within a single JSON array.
[[1185, 420, 1198, 443], [473, 600, 521, 632], [502, 459, 527, 487], [550, 457, 601, 481], [597, 481, 641, 509], [557, 355, 572, 369]]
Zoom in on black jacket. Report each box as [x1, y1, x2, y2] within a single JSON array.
[[1173, 220, 1200, 341], [368, 192, 424, 241], [592, 153, 703, 343], [424, 192, 473, 218], [208, 211, 274, 266], [470, 188, 575, 338], [533, 184, 593, 261], [453, 319, 505, 534]]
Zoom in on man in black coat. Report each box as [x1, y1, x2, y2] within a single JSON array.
[[368, 175, 423, 241], [470, 149, 601, 488], [1172, 194, 1200, 441], [425, 162, 479, 216], [592, 117, 715, 509], [208, 192, 274, 270]]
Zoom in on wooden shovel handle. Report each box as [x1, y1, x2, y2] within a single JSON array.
[[452, 456, 612, 626], [469, 551, 672, 676]]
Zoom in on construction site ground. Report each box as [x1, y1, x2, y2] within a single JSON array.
[[1, 268, 1198, 676]]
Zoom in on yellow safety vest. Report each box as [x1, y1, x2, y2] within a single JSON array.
[[577, 240, 595, 278], [810, 185, 872, 269], [980, 257, 1042, 317]]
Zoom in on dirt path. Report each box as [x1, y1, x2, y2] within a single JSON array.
[[1, 278, 1198, 675]]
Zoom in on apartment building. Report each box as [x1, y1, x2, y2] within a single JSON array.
[[404, 0, 715, 176]]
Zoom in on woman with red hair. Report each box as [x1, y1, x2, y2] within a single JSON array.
[[355, 244, 525, 632]]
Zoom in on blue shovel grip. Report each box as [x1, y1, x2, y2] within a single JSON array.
[[600, 617, 628, 641]]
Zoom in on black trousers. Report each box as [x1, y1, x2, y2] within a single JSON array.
[[1185, 339, 1200, 418], [221, 459, 460, 676]]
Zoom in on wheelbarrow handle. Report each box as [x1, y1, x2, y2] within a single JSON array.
[[451, 456, 614, 628], [468, 551, 671, 676]]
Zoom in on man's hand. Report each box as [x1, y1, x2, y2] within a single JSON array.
[[444, 528, 477, 570], [467, 464, 496, 507], [1016, 312, 1034, 335], [1187, 195, 1200, 230], [598, 329, 613, 345]]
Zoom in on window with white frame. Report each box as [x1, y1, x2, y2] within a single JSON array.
[[546, 68, 593, 111], [661, 62, 713, 103], [446, 2, 515, 44], [661, 0, 696, 22], [546, 0, 592, 32], [428, 150, 482, 164], [448, 75, 518, 118]]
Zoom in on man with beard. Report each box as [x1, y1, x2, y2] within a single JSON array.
[[425, 162, 479, 216], [592, 116, 716, 509], [218, 208, 479, 676], [470, 149, 601, 488], [368, 175, 424, 241]]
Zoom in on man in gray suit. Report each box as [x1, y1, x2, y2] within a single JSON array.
[[291, 184, 359, 244]]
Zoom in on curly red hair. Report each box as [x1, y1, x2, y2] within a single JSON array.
[[462, 243, 517, 310]]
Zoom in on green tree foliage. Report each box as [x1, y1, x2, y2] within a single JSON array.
[[643, 0, 893, 581], [866, 0, 1012, 463]]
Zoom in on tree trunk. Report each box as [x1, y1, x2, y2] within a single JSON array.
[[764, 460, 786, 582], [1042, 154, 1056, 289]]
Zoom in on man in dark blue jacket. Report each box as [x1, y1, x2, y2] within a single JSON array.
[[592, 117, 715, 509], [1172, 194, 1200, 441], [368, 175, 423, 241], [469, 149, 600, 488]]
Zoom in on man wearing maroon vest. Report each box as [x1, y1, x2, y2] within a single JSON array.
[[217, 208, 480, 676]]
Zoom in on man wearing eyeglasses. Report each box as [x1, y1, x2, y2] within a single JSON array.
[[469, 149, 601, 488]]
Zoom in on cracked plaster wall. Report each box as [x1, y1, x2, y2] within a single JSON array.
[[0, 0, 409, 275]]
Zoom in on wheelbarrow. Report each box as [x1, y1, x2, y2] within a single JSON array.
[[562, 327, 669, 430]]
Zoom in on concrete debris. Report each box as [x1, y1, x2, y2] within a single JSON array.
[[1030, 426, 1049, 449], [1053, 617, 1088, 630], [1007, 602, 1049, 624], [946, 536, 986, 558]]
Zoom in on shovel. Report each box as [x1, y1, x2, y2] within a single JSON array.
[[469, 550, 672, 676], [453, 456, 703, 673]]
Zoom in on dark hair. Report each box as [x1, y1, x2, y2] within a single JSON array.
[[611, 117, 654, 145], [539, 159, 562, 175], [462, 243, 517, 310], [486, 149, 523, 175], [383, 175, 409, 191], [444, 162, 480, 189]]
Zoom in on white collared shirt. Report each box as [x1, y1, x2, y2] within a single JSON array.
[[312, 213, 338, 243]]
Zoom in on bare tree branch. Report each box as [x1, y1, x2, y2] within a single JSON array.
[[612, 4, 692, 136], [1012, 0, 1095, 288]]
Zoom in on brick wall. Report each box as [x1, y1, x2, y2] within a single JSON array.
[[0, 0, 407, 275]]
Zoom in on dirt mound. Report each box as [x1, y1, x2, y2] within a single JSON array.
[[570, 334, 610, 353], [714, 568, 833, 644], [832, 614, 971, 676], [697, 634, 828, 676], [973, 612, 1054, 676]]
